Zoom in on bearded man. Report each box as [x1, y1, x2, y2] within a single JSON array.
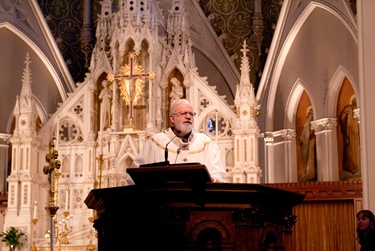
[[131, 99, 225, 183]]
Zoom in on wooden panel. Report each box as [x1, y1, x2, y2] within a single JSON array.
[[265, 180, 362, 201], [266, 181, 362, 251]]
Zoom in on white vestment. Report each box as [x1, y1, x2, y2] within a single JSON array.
[[131, 128, 225, 183]]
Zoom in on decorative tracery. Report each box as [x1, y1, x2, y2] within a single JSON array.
[[202, 111, 232, 138]]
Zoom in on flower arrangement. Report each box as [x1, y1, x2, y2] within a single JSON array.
[[0, 227, 25, 251]]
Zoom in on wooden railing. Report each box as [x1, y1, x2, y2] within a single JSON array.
[[265, 180, 362, 201]]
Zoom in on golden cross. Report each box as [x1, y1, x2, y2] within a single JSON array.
[[43, 138, 61, 206], [107, 52, 156, 129]]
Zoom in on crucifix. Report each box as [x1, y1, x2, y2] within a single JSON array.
[[107, 52, 156, 130], [43, 138, 61, 251]]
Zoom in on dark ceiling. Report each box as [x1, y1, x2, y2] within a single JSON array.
[[36, 0, 357, 92], [36, 0, 281, 92]]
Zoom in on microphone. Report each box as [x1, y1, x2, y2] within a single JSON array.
[[165, 130, 181, 165], [174, 148, 181, 164]]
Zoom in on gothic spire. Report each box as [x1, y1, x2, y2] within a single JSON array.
[[240, 40, 251, 87], [13, 53, 38, 137], [20, 52, 33, 98], [235, 40, 257, 109]]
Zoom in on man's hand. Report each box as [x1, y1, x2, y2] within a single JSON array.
[[211, 177, 224, 183]]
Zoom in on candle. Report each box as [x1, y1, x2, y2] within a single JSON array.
[[33, 201, 37, 219], [55, 117, 60, 150], [65, 186, 69, 211], [99, 131, 103, 154]]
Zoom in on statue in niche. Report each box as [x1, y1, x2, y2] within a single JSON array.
[[299, 107, 316, 181], [339, 99, 360, 174], [99, 80, 112, 130], [169, 77, 183, 110]]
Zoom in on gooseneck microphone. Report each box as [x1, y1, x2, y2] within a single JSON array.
[[174, 148, 181, 164], [164, 130, 181, 165]]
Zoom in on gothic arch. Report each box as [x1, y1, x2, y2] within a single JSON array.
[[166, 70, 184, 99], [123, 39, 136, 62], [297, 93, 317, 181], [112, 39, 121, 67], [160, 49, 188, 89], [116, 153, 136, 172], [75, 155, 83, 173], [325, 65, 358, 117], [336, 78, 360, 180], [115, 154, 135, 186], [140, 39, 150, 53], [226, 148, 234, 169], [115, 135, 138, 173], [189, 220, 230, 243], [259, 223, 283, 250], [0, 23, 73, 100], [285, 78, 316, 129], [61, 155, 70, 175], [90, 51, 113, 81], [285, 80, 317, 182], [261, 2, 356, 131]]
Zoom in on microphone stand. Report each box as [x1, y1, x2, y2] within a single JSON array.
[[174, 148, 181, 164], [164, 130, 180, 165], [139, 130, 181, 168]]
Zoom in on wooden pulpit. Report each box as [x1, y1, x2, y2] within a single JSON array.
[[85, 164, 305, 251]]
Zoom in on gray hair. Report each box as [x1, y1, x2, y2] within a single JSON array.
[[170, 99, 191, 115]]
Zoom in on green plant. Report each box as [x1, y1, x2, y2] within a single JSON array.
[[0, 227, 25, 250]]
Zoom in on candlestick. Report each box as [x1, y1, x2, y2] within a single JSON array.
[[87, 213, 96, 250], [97, 154, 103, 189], [33, 201, 37, 219], [31, 218, 38, 251], [65, 186, 69, 211], [63, 211, 69, 218], [99, 131, 103, 155], [55, 118, 60, 150]]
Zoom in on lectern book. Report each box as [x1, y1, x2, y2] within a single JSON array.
[[126, 163, 211, 185]]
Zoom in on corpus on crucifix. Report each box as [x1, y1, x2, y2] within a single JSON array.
[[107, 52, 156, 130]]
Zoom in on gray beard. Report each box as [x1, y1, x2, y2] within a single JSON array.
[[175, 123, 193, 135]]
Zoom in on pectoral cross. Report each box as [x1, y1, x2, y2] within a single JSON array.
[[107, 52, 156, 130]]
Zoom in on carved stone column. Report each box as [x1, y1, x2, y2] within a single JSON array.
[[281, 129, 297, 182], [311, 118, 338, 181], [263, 132, 275, 183], [263, 129, 297, 183]]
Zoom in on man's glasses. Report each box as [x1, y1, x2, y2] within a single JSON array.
[[173, 112, 197, 117]]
